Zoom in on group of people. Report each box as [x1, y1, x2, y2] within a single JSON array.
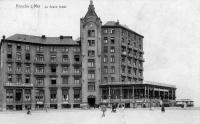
[[100, 104, 125, 117]]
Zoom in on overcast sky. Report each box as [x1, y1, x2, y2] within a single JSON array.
[[0, 0, 200, 106]]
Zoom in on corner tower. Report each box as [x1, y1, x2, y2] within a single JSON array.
[[80, 1, 102, 106]]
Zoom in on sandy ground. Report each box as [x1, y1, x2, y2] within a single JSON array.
[[0, 108, 200, 124]]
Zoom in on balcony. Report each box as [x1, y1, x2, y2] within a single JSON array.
[[73, 61, 82, 66], [127, 62, 132, 67], [34, 83, 44, 88], [60, 60, 70, 65], [138, 66, 144, 70], [121, 51, 127, 56], [34, 60, 45, 64], [128, 53, 133, 57], [34, 71, 45, 76], [49, 83, 59, 88], [121, 42, 126, 46], [138, 57, 145, 62], [7, 58, 14, 62], [74, 98, 81, 103], [50, 99, 57, 103], [4, 82, 33, 87], [73, 71, 82, 76]]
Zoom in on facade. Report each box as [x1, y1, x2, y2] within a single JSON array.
[[0, 1, 176, 110]]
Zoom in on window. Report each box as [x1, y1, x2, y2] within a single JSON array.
[[74, 48, 80, 53], [121, 76, 126, 82], [133, 42, 136, 47], [36, 78, 44, 86], [88, 59, 95, 67], [62, 89, 68, 101], [74, 89, 81, 100], [36, 46, 44, 52], [88, 82, 95, 91], [7, 74, 12, 83], [111, 77, 115, 82], [50, 55, 57, 62], [35, 89, 44, 101], [35, 54, 44, 62], [7, 52, 12, 59], [133, 59, 137, 66], [16, 52, 21, 60], [139, 44, 142, 49], [35, 65, 44, 73], [50, 66, 56, 73], [110, 29, 115, 34], [7, 43, 12, 50], [104, 37, 108, 44], [88, 70, 95, 79], [103, 29, 108, 34], [110, 55, 115, 63], [110, 46, 115, 53], [62, 55, 69, 62], [128, 67, 131, 74], [88, 50, 95, 57], [122, 65, 126, 73], [51, 77, 57, 84], [74, 55, 80, 62], [25, 64, 30, 73], [25, 53, 30, 60], [62, 76, 68, 84], [16, 74, 22, 84], [25, 75, 30, 84], [104, 77, 108, 82], [128, 77, 132, 82], [139, 71, 142, 77], [6, 89, 14, 102], [74, 67, 81, 74], [25, 45, 30, 51], [111, 66, 115, 73], [62, 66, 69, 73], [7, 63, 12, 72], [104, 66, 108, 73], [103, 56, 108, 63], [74, 78, 80, 85], [16, 63, 22, 72], [62, 47, 69, 52], [50, 89, 57, 100], [88, 30, 95, 37], [104, 46, 108, 53], [133, 69, 137, 76], [110, 37, 115, 44], [88, 40, 95, 46], [50, 47, 57, 52], [16, 44, 21, 51], [24, 90, 31, 101]]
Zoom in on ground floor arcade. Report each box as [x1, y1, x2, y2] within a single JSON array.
[[100, 81, 176, 108]]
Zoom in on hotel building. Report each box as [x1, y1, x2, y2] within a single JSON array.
[[0, 1, 176, 110]]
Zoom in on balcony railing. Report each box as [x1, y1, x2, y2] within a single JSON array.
[[4, 82, 33, 87]]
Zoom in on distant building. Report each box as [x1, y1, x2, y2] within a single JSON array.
[[0, 1, 176, 110]]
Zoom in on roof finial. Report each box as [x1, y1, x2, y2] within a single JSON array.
[[90, 0, 93, 5]]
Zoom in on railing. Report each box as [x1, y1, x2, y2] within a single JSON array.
[[4, 82, 33, 87]]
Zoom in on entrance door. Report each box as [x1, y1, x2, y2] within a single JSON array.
[[88, 98, 95, 107], [15, 90, 22, 102]]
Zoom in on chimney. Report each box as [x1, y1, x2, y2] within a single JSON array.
[[2, 35, 5, 40], [41, 35, 46, 39], [60, 35, 64, 39], [116, 19, 119, 25]]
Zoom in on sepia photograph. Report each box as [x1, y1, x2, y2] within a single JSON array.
[[0, 0, 200, 124]]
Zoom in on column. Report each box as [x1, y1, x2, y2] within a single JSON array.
[[108, 86, 111, 106], [57, 88, 62, 109], [120, 86, 122, 101], [31, 88, 35, 110], [22, 89, 25, 110], [144, 86, 147, 101], [132, 86, 135, 108]]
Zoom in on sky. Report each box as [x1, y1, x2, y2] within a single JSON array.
[[0, 0, 200, 106]]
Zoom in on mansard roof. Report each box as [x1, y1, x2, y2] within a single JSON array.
[[4, 34, 80, 46], [103, 21, 144, 38]]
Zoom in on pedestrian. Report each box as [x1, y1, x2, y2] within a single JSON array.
[[27, 107, 31, 115], [101, 104, 107, 117], [111, 104, 116, 113]]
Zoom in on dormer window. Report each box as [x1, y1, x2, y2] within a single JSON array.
[[88, 30, 95, 37]]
